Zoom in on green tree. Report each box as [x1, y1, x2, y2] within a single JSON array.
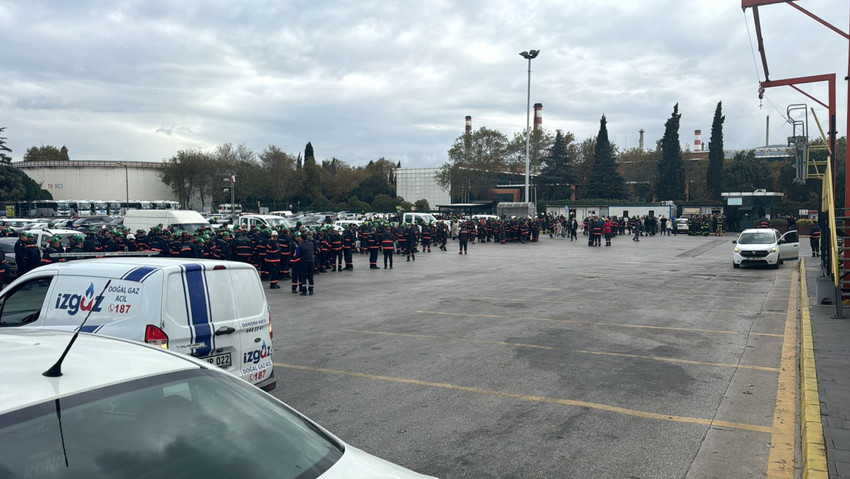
[[436, 127, 509, 202], [321, 157, 357, 204], [23, 145, 65, 162], [538, 130, 578, 201], [618, 148, 659, 201], [414, 199, 431, 211], [297, 157, 323, 207], [159, 149, 212, 208], [346, 195, 370, 213], [371, 193, 396, 212], [0, 128, 12, 164], [506, 127, 554, 176], [585, 115, 625, 199], [305, 142, 315, 162], [723, 150, 770, 191], [214, 143, 265, 210], [0, 164, 51, 199], [574, 137, 597, 199], [350, 169, 392, 204], [259, 145, 298, 209], [706, 102, 725, 199], [655, 103, 686, 201]]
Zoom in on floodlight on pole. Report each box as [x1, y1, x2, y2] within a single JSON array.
[[519, 49, 539, 203]]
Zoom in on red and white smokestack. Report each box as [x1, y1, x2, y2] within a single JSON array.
[[694, 130, 702, 151], [533, 103, 543, 131], [465, 116, 472, 134]]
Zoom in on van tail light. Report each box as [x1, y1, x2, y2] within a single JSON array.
[[268, 312, 273, 340], [145, 325, 169, 349]]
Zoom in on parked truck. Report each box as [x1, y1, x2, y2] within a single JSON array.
[[231, 213, 294, 231], [122, 210, 209, 233]]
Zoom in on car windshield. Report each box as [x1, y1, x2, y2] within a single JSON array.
[[0, 369, 343, 478], [267, 218, 292, 229], [738, 232, 776, 245], [175, 223, 209, 234]]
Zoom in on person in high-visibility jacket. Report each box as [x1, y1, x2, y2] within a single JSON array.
[[381, 229, 395, 269]]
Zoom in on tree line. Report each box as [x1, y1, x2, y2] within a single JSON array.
[[2, 100, 844, 213], [437, 102, 837, 211], [159, 142, 414, 213]]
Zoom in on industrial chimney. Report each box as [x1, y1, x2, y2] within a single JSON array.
[[639, 129, 645, 150], [465, 116, 472, 134], [694, 130, 702, 152], [533, 103, 543, 131]]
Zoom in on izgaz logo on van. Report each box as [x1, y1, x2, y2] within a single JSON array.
[[243, 341, 272, 365], [55, 282, 105, 316]]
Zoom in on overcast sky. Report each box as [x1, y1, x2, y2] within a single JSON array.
[[1, 1, 847, 168]]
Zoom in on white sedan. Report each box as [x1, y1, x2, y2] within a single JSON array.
[[0, 330, 436, 478], [732, 228, 799, 269]]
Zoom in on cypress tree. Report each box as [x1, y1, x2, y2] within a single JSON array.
[[586, 115, 625, 199], [706, 102, 725, 199], [655, 104, 685, 201]]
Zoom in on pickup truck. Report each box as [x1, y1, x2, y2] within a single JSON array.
[[231, 214, 294, 231]]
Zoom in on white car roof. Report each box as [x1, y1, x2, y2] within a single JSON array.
[[0, 329, 201, 413], [240, 214, 285, 219], [6, 258, 252, 283], [40, 228, 81, 235]]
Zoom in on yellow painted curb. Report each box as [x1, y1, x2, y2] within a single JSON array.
[[799, 259, 829, 479]]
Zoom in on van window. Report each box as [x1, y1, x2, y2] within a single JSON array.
[[0, 277, 53, 326], [206, 270, 237, 322], [232, 269, 265, 318], [166, 274, 187, 326]]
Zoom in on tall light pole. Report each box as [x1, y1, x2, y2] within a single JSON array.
[[223, 176, 236, 220], [121, 163, 129, 215], [519, 49, 539, 203]]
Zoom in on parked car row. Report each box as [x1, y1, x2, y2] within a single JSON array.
[[1, 215, 122, 234]]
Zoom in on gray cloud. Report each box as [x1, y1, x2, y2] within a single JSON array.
[[0, 0, 846, 167]]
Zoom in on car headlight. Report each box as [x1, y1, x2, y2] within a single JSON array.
[[734, 247, 740, 253], [769, 247, 777, 253]]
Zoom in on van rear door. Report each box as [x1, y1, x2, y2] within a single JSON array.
[[230, 265, 274, 386], [165, 264, 240, 373], [163, 263, 274, 388]]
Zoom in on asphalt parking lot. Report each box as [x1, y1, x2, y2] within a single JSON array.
[[267, 231, 798, 478]]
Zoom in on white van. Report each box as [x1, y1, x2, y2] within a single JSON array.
[[0, 258, 276, 390], [123, 209, 210, 233], [402, 212, 438, 225]]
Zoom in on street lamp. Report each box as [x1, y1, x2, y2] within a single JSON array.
[[223, 176, 236, 221], [120, 163, 129, 215], [519, 50, 539, 203]]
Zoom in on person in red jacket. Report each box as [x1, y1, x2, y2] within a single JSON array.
[[265, 231, 282, 289], [603, 217, 613, 247]]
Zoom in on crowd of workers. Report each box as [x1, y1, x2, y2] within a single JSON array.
[[0, 211, 817, 292]]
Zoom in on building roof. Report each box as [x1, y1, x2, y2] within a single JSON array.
[[721, 190, 784, 197], [13, 160, 163, 169]]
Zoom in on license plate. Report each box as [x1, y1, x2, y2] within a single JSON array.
[[204, 352, 232, 369]]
